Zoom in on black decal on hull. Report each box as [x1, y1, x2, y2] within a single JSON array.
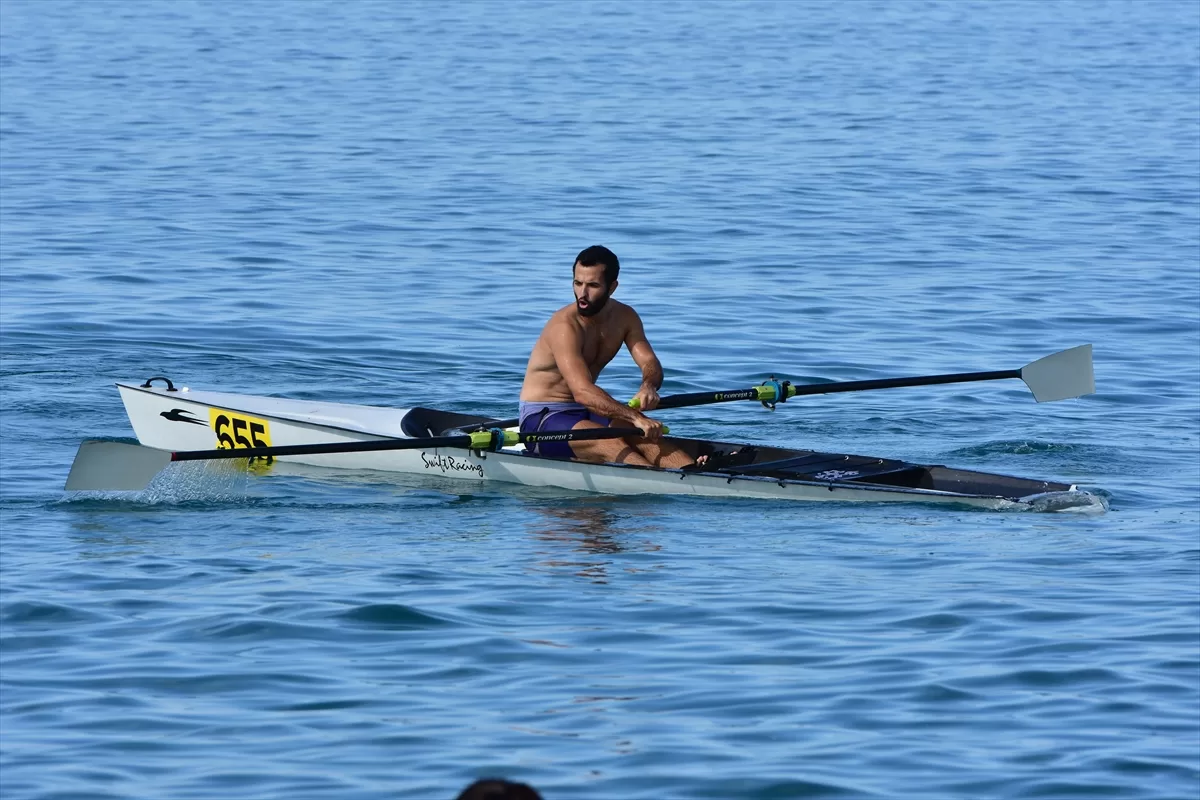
[[420, 451, 484, 478], [161, 408, 205, 425]]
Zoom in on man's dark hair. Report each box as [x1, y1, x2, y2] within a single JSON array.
[[574, 244, 619, 286], [455, 778, 543, 800]]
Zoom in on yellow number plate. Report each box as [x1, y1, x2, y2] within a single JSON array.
[[209, 409, 273, 463]]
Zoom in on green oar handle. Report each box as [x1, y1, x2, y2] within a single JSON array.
[[168, 427, 660, 463]]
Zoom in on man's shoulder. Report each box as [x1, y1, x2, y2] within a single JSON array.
[[548, 304, 580, 323], [542, 306, 583, 335], [612, 298, 638, 318], [607, 299, 641, 328]]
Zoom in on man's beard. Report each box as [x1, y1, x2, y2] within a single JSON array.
[[576, 292, 610, 317]]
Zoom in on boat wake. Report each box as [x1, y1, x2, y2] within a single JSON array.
[[1012, 490, 1110, 514], [61, 460, 250, 505]]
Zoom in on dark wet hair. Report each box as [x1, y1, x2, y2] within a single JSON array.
[[455, 778, 543, 800], [574, 244, 619, 286]]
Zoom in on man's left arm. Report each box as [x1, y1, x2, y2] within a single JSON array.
[[625, 310, 664, 411]]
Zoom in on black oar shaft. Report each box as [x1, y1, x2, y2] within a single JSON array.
[[654, 368, 1022, 409], [474, 348, 1084, 425], [169, 427, 649, 463], [521, 427, 648, 445], [656, 388, 760, 409], [170, 435, 470, 462], [784, 368, 1021, 400]]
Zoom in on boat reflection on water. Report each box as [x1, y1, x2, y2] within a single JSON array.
[[527, 500, 663, 584]]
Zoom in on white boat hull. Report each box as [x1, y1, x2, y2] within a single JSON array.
[[114, 381, 1097, 511]]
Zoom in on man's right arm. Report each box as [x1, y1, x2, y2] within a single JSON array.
[[547, 320, 662, 439]]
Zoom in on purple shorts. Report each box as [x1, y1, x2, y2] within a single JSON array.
[[519, 401, 611, 459]]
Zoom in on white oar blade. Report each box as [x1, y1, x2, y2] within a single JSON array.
[[65, 440, 172, 492], [1020, 344, 1095, 402]]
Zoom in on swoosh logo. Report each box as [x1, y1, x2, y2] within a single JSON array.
[[161, 408, 205, 425]]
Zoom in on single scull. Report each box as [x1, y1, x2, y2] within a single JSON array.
[[65, 346, 1103, 511]]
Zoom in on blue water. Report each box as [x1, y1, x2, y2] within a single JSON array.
[[2, 1, 1198, 798]]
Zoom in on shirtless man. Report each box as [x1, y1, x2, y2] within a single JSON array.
[[518, 245, 695, 468]]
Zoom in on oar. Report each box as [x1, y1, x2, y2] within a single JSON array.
[[482, 345, 1095, 428], [64, 426, 656, 493], [632, 344, 1095, 409]]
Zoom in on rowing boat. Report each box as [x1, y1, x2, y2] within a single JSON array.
[[65, 369, 1103, 511]]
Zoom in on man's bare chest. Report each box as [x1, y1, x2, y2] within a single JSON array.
[[580, 326, 624, 366]]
